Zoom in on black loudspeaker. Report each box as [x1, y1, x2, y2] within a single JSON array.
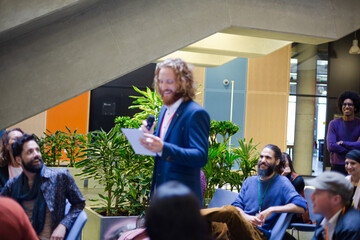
[[89, 63, 156, 132]]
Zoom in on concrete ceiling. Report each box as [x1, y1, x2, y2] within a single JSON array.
[[1, 0, 360, 130], [158, 32, 293, 67]]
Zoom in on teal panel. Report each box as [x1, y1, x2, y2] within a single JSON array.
[[204, 58, 248, 143]]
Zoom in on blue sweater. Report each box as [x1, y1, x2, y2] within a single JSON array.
[[232, 174, 307, 231]]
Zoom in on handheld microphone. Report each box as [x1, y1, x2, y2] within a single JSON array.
[[146, 114, 155, 130]]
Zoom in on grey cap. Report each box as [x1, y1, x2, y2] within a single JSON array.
[[307, 171, 354, 202]]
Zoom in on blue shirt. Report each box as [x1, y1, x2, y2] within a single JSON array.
[[232, 174, 307, 230]]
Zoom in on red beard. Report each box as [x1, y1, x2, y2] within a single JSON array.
[[161, 90, 183, 106]]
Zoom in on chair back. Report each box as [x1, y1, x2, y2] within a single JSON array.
[[207, 188, 238, 208], [65, 200, 88, 240], [304, 187, 322, 222], [268, 212, 293, 240]]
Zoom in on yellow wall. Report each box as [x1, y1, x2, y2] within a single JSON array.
[[245, 45, 291, 151], [9, 112, 47, 137], [193, 67, 206, 107]]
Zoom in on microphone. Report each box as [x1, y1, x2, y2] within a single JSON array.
[[146, 114, 155, 130]]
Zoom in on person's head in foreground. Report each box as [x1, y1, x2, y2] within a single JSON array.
[[145, 181, 212, 240], [257, 144, 282, 180], [309, 171, 353, 220]]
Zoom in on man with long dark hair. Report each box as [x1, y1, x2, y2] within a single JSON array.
[[1, 133, 85, 240], [202, 144, 307, 240]]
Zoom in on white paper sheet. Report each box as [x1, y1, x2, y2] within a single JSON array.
[[121, 128, 156, 156]]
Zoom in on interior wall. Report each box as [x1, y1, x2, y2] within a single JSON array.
[[193, 67, 206, 107], [245, 45, 291, 151], [325, 30, 360, 167], [9, 112, 47, 137], [204, 58, 248, 142], [46, 92, 90, 135]]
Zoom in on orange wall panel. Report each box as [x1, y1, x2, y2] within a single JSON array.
[[46, 92, 90, 134]]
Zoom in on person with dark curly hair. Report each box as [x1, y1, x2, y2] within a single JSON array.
[[0, 128, 24, 192], [327, 91, 360, 175], [1, 133, 85, 240]]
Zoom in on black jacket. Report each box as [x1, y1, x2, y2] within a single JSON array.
[[312, 208, 360, 240], [0, 165, 9, 192]]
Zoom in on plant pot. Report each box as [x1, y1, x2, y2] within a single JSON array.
[[83, 207, 139, 240], [50, 166, 86, 188]]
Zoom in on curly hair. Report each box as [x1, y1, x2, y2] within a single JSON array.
[[337, 91, 360, 114], [0, 128, 24, 167], [154, 58, 196, 102]]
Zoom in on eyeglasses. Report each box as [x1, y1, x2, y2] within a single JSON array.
[[342, 103, 354, 107]]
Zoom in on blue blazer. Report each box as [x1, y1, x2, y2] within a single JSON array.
[[312, 208, 360, 240], [151, 100, 210, 203]]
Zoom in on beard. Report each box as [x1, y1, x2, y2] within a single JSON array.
[[160, 89, 183, 106], [257, 161, 276, 178], [22, 156, 44, 173]]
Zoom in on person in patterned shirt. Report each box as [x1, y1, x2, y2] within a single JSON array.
[[1, 133, 85, 240]]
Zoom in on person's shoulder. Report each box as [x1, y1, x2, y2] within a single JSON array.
[[329, 118, 342, 124], [343, 208, 360, 219], [340, 208, 360, 228], [276, 174, 294, 186], [244, 175, 258, 184], [3, 175, 19, 187], [42, 166, 70, 178], [185, 100, 204, 110]]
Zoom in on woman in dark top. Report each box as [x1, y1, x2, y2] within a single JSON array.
[[0, 128, 24, 192], [279, 152, 311, 224]]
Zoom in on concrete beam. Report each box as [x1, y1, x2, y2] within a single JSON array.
[[1, 0, 360, 130], [0, 0, 102, 44], [0, 0, 229, 129]]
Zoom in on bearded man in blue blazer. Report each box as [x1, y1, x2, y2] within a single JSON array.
[[140, 58, 210, 204]]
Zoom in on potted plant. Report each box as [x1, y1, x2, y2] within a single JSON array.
[[203, 120, 260, 205], [63, 126, 86, 167], [77, 86, 159, 240]]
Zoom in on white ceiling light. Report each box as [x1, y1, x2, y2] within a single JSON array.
[[349, 31, 360, 54]]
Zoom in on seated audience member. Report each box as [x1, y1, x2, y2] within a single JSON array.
[[279, 152, 311, 224], [145, 181, 212, 240], [0, 196, 38, 240], [0, 128, 24, 191], [345, 149, 360, 209], [309, 171, 360, 240], [280, 152, 305, 193], [201, 144, 307, 240], [1, 133, 85, 240]]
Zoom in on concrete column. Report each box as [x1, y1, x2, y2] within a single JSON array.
[[293, 44, 317, 175]]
